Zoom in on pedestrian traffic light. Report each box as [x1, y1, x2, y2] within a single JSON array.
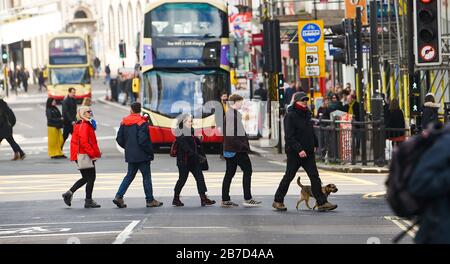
[[278, 88, 285, 107], [414, 0, 442, 66], [278, 74, 284, 88], [1, 44, 8, 64], [263, 20, 281, 73], [119, 41, 127, 59]]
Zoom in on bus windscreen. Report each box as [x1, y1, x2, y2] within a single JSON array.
[[49, 38, 88, 65]]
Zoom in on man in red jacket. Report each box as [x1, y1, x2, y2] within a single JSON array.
[[113, 103, 163, 208]]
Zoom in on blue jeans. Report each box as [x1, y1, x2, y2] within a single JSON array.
[[116, 161, 154, 201]]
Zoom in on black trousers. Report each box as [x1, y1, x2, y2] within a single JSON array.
[[62, 124, 73, 146], [274, 152, 327, 206], [222, 152, 253, 201], [175, 164, 208, 196], [70, 167, 96, 199], [0, 136, 24, 155]]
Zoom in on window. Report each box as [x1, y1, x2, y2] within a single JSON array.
[[146, 3, 228, 38]]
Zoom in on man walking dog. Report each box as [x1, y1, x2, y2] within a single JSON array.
[[273, 92, 337, 212]]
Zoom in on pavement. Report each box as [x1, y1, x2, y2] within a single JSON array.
[[0, 80, 414, 244]]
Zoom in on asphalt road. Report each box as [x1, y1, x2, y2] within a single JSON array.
[[0, 82, 414, 244]]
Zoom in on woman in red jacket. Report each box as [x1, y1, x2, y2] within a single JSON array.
[[62, 106, 102, 208]]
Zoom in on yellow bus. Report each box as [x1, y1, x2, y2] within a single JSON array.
[[140, 0, 230, 148], [47, 34, 93, 102]]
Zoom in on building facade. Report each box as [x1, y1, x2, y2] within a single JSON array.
[[0, 0, 149, 81]]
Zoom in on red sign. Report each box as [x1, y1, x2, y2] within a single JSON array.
[[252, 33, 264, 46]]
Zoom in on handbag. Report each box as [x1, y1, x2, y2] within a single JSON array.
[[194, 136, 209, 171], [76, 123, 94, 170]]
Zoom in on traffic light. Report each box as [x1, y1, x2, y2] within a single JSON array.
[[414, 0, 442, 66], [330, 19, 355, 65], [263, 20, 281, 73], [119, 41, 127, 59], [278, 74, 284, 88], [1, 44, 8, 64]]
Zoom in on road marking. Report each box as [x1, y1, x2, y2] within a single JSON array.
[[113, 220, 140, 244], [144, 226, 228, 229], [324, 172, 378, 186], [17, 121, 33, 129], [0, 220, 134, 227], [0, 231, 121, 240], [11, 107, 34, 112], [384, 216, 416, 239], [362, 192, 386, 199]]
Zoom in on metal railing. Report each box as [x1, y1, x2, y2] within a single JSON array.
[[313, 118, 410, 166]]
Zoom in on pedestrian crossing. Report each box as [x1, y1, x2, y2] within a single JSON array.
[[0, 171, 378, 196]]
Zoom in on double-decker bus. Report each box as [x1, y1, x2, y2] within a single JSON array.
[[141, 0, 230, 148], [47, 34, 92, 102]]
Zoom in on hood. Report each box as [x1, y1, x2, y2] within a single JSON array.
[[122, 114, 146, 126], [424, 102, 441, 108]]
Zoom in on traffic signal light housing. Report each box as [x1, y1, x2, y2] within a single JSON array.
[[119, 41, 127, 59], [1, 44, 8, 64], [414, 0, 442, 66], [330, 19, 355, 66], [263, 20, 281, 73]]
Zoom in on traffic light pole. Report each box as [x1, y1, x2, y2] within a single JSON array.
[[407, 0, 420, 133], [3, 66, 8, 98], [356, 7, 367, 165], [370, 0, 381, 98]]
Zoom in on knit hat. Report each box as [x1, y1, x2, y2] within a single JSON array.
[[293, 92, 309, 103]]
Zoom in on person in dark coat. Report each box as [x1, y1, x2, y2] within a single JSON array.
[[254, 83, 268, 101], [317, 97, 330, 120], [172, 113, 216, 207], [46, 98, 66, 159], [327, 93, 344, 115], [62, 88, 78, 147], [113, 103, 163, 209], [38, 70, 47, 91], [408, 126, 450, 244], [421, 93, 441, 130], [221, 94, 262, 208], [386, 99, 406, 146], [273, 92, 337, 212], [0, 96, 26, 160], [343, 94, 361, 121]]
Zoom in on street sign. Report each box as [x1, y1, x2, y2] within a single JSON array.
[[345, 0, 368, 26], [299, 20, 326, 78], [419, 45, 437, 62]]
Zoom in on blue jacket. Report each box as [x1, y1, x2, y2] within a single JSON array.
[[116, 114, 154, 163], [408, 132, 450, 244]]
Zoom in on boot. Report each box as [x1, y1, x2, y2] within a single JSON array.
[[113, 197, 127, 208], [84, 199, 101, 208], [317, 202, 338, 212], [11, 152, 20, 161], [62, 191, 73, 207], [172, 195, 184, 207], [200, 194, 216, 207]]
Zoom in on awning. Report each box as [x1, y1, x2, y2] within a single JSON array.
[[0, 12, 63, 45]]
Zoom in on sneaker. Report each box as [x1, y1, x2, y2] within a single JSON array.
[[221, 201, 239, 208], [84, 199, 101, 208], [62, 191, 73, 207], [243, 199, 262, 208], [19, 153, 26, 160], [113, 197, 127, 208], [272, 202, 287, 211], [146, 199, 163, 208], [317, 202, 338, 212]]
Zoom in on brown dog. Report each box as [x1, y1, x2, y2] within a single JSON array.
[[296, 177, 338, 210]]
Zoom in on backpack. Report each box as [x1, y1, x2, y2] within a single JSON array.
[[386, 124, 450, 242]]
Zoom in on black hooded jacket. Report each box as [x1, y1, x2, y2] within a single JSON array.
[[0, 100, 16, 139], [284, 105, 318, 155]]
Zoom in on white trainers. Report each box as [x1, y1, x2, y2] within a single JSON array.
[[243, 199, 262, 208]]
